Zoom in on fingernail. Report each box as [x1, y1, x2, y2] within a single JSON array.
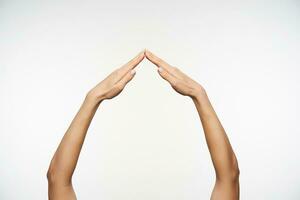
[[158, 67, 163, 72], [131, 69, 136, 75]]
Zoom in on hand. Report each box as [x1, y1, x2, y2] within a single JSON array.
[[87, 51, 145, 103], [145, 50, 205, 99]]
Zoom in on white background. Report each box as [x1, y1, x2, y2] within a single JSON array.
[[1, 0, 300, 199]]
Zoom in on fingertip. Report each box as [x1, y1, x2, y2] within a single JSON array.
[[131, 69, 136, 75], [142, 49, 147, 58], [145, 49, 151, 58], [137, 51, 143, 59]]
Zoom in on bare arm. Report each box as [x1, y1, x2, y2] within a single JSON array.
[[47, 97, 98, 200], [47, 51, 145, 200], [145, 50, 239, 200], [192, 91, 239, 200]]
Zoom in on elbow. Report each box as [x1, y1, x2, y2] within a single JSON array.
[[47, 161, 70, 185], [217, 154, 240, 182], [47, 157, 56, 183], [46, 166, 57, 184], [46, 169, 52, 182], [230, 155, 240, 182]]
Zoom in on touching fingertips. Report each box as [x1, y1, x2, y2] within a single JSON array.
[[145, 50, 152, 58], [140, 51, 145, 58]]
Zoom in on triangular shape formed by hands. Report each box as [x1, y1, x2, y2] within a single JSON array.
[[48, 49, 240, 200], [89, 49, 204, 101]]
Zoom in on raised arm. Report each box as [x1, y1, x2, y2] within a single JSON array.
[[192, 89, 239, 200], [47, 51, 145, 200], [145, 50, 239, 200]]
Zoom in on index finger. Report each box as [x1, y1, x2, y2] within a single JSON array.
[[120, 50, 145, 72], [114, 51, 144, 82], [145, 50, 174, 73]]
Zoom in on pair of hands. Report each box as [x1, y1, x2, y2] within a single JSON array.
[[87, 50, 205, 103]]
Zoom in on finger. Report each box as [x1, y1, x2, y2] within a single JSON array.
[[120, 50, 145, 73], [145, 50, 175, 74], [157, 67, 177, 86], [114, 50, 144, 82], [116, 69, 136, 89]]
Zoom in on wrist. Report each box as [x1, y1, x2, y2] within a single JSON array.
[[85, 90, 104, 106], [78, 94, 101, 117], [190, 85, 207, 101], [191, 88, 210, 112]]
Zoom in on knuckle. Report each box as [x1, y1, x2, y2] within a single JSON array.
[[172, 80, 179, 87], [118, 84, 124, 90], [114, 84, 123, 91]]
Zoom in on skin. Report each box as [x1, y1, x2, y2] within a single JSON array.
[[47, 51, 145, 200], [47, 50, 239, 200], [145, 50, 240, 200]]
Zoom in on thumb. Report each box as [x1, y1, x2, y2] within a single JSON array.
[[116, 69, 136, 89], [157, 67, 177, 86]]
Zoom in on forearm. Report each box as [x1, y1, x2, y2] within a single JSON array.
[[47, 94, 100, 184], [46, 52, 143, 200], [192, 89, 239, 181], [143, 50, 239, 198]]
